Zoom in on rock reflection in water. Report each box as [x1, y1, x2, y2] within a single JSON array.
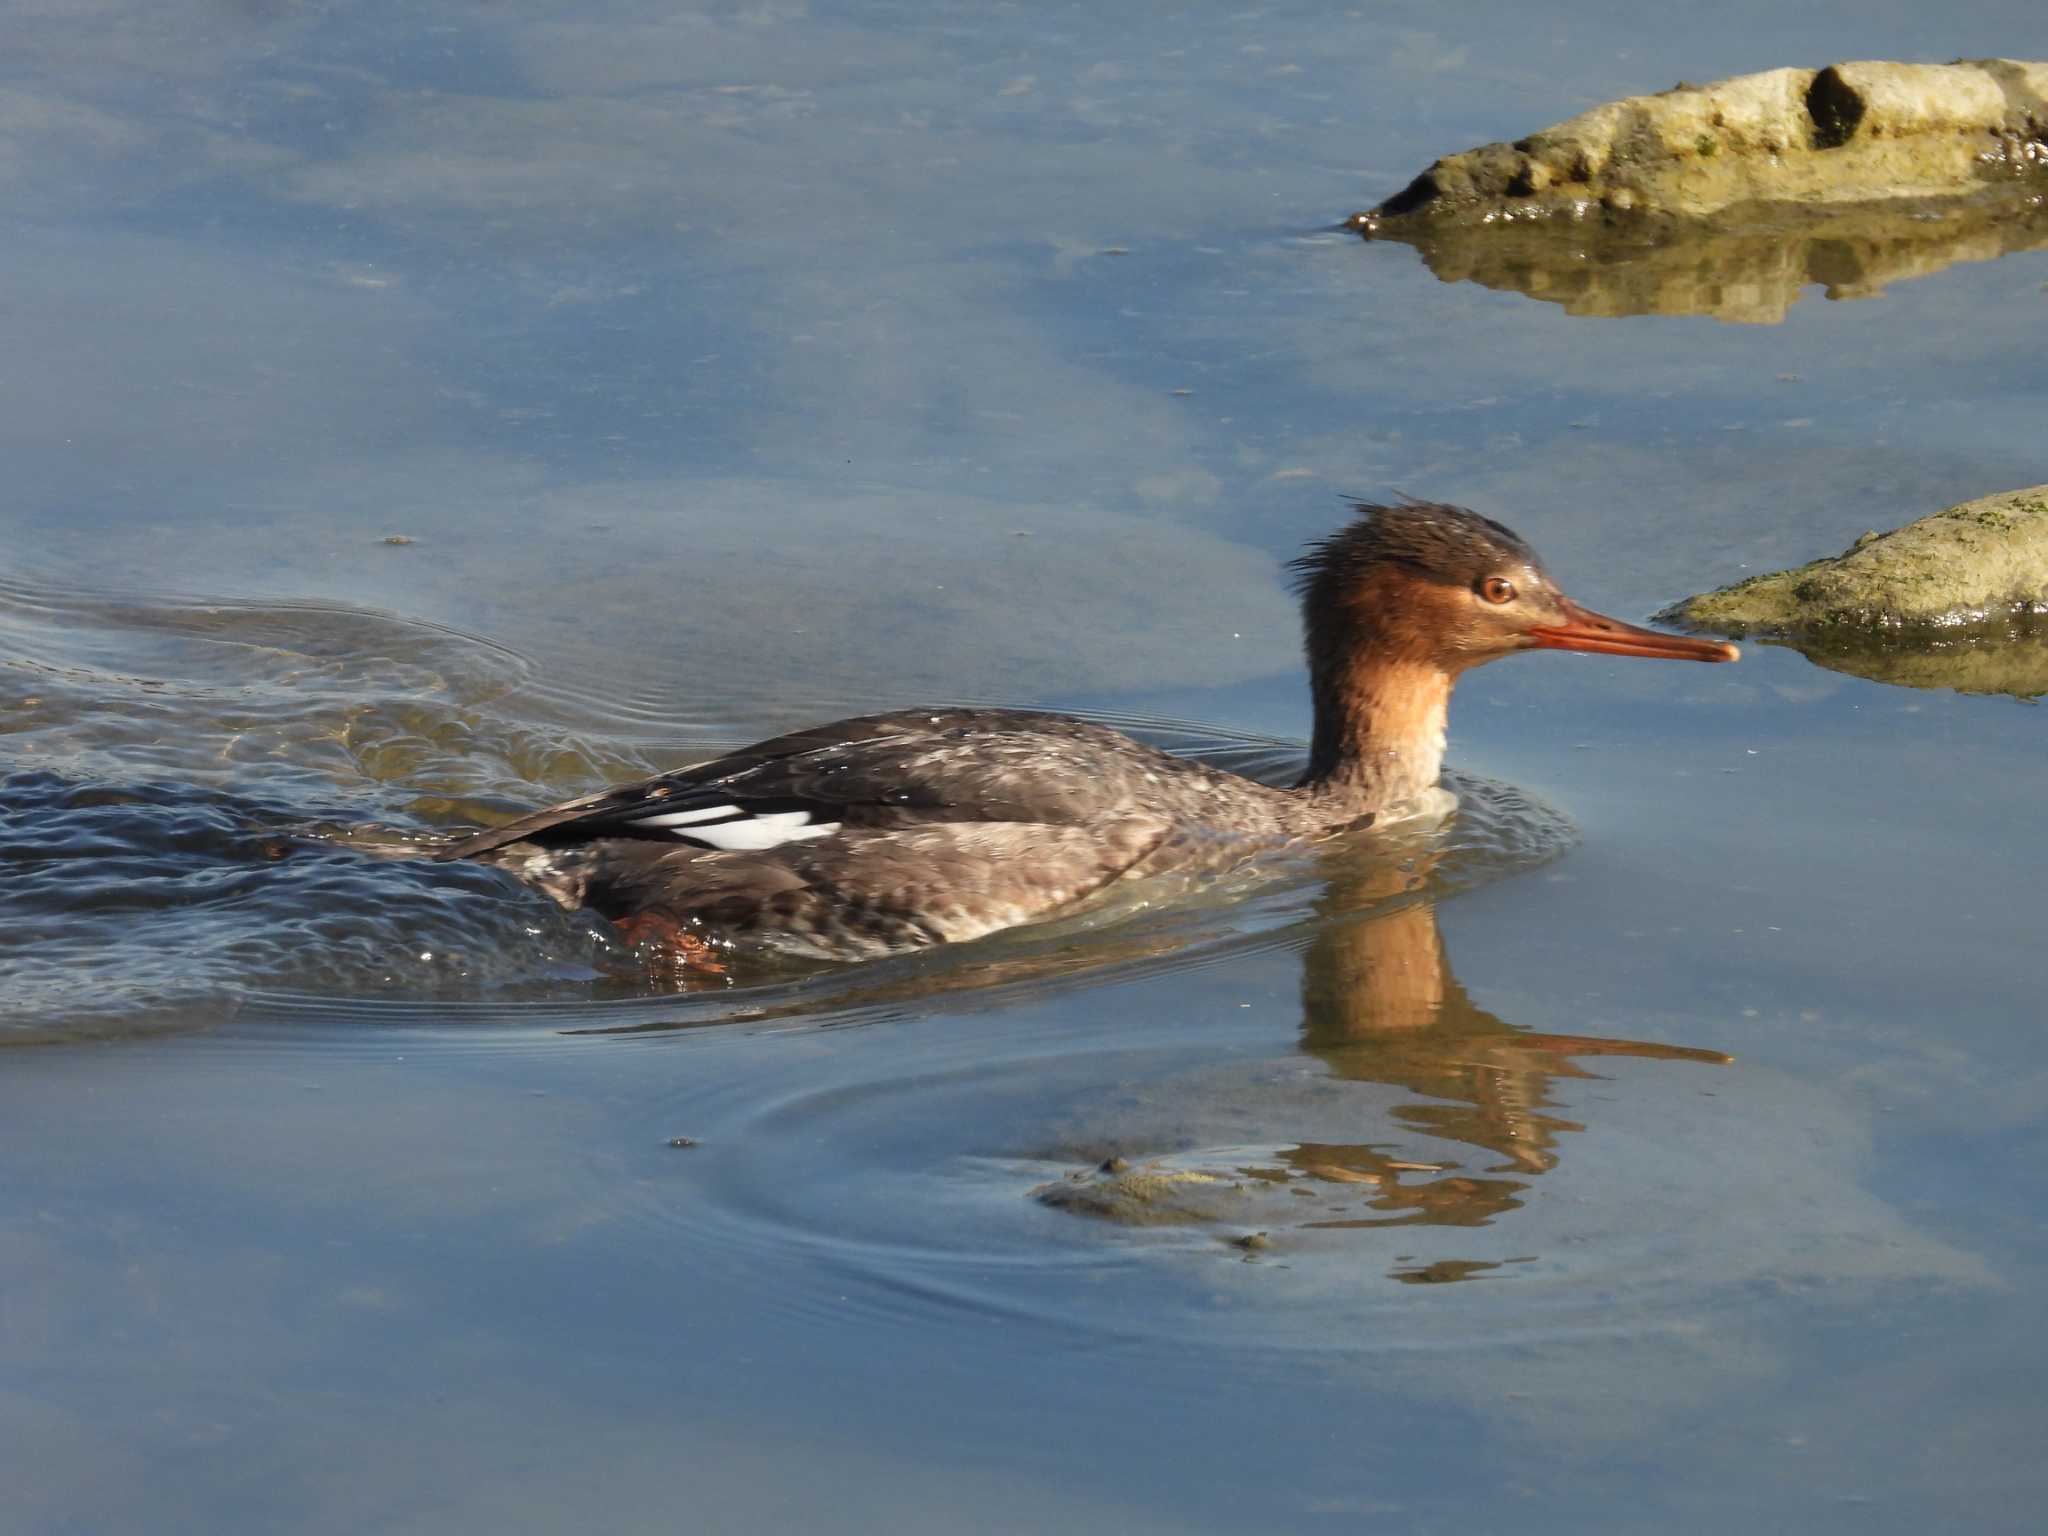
[[1356, 194, 2048, 325], [1745, 624, 2048, 699]]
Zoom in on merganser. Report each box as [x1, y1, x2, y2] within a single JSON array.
[[438, 501, 1736, 970]]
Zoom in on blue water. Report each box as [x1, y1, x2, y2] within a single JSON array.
[[5, 2, 2048, 1530]]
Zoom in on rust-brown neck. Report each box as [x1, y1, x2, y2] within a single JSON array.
[[1299, 653, 1452, 811], [1293, 568, 1458, 816]]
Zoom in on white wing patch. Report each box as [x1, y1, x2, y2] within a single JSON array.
[[626, 804, 841, 851], [628, 805, 746, 828]]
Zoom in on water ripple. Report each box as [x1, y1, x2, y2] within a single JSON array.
[[1, 570, 1574, 1041], [581, 993, 1785, 1362]]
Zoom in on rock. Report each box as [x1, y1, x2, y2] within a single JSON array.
[[1661, 486, 2048, 698], [1666, 486, 2048, 632], [1349, 60, 2048, 322], [1354, 60, 2048, 230]]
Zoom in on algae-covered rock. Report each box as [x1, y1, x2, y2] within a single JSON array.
[[1662, 485, 2048, 697], [1354, 60, 2048, 231], [1667, 485, 2048, 632], [1349, 60, 2048, 321]]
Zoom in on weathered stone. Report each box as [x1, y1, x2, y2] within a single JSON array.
[[1665, 486, 2048, 632], [1660, 485, 2048, 698], [1353, 60, 2048, 232]]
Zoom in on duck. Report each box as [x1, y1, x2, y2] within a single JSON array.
[[436, 501, 1736, 970]]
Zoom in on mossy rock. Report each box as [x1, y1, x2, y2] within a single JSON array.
[[1661, 485, 2048, 697], [1664, 486, 2048, 633]]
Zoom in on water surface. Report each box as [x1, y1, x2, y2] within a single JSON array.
[[5, 2, 2048, 1531]]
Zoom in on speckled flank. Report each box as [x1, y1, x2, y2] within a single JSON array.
[[466, 712, 1310, 960]]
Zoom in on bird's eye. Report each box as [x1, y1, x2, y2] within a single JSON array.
[[1479, 576, 1517, 605]]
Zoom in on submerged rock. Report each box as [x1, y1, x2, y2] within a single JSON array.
[[1350, 60, 2048, 322], [1661, 485, 2048, 697], [1031, 1154, 1256, 1227]]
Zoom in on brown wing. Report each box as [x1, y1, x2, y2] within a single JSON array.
[[435, 707, 1190, 862]]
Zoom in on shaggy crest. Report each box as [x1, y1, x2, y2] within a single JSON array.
[[1289, 500, 1543, 596]]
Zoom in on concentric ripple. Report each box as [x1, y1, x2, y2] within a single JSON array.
[[585, 969, 1969, 1361]]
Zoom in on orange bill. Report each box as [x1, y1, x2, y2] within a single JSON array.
[[1526, 599, 1740, 662]]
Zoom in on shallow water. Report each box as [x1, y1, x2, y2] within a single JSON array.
[[6, 2, 2048, 1531]]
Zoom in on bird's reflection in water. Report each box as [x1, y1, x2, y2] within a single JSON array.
[[1034, 841, 1730, 1253], [1289, 862, 1729, 1231]]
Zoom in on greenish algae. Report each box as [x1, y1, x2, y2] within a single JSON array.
[[1664, 485, 2048, 633], [1661, 485, 2048, 697]]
